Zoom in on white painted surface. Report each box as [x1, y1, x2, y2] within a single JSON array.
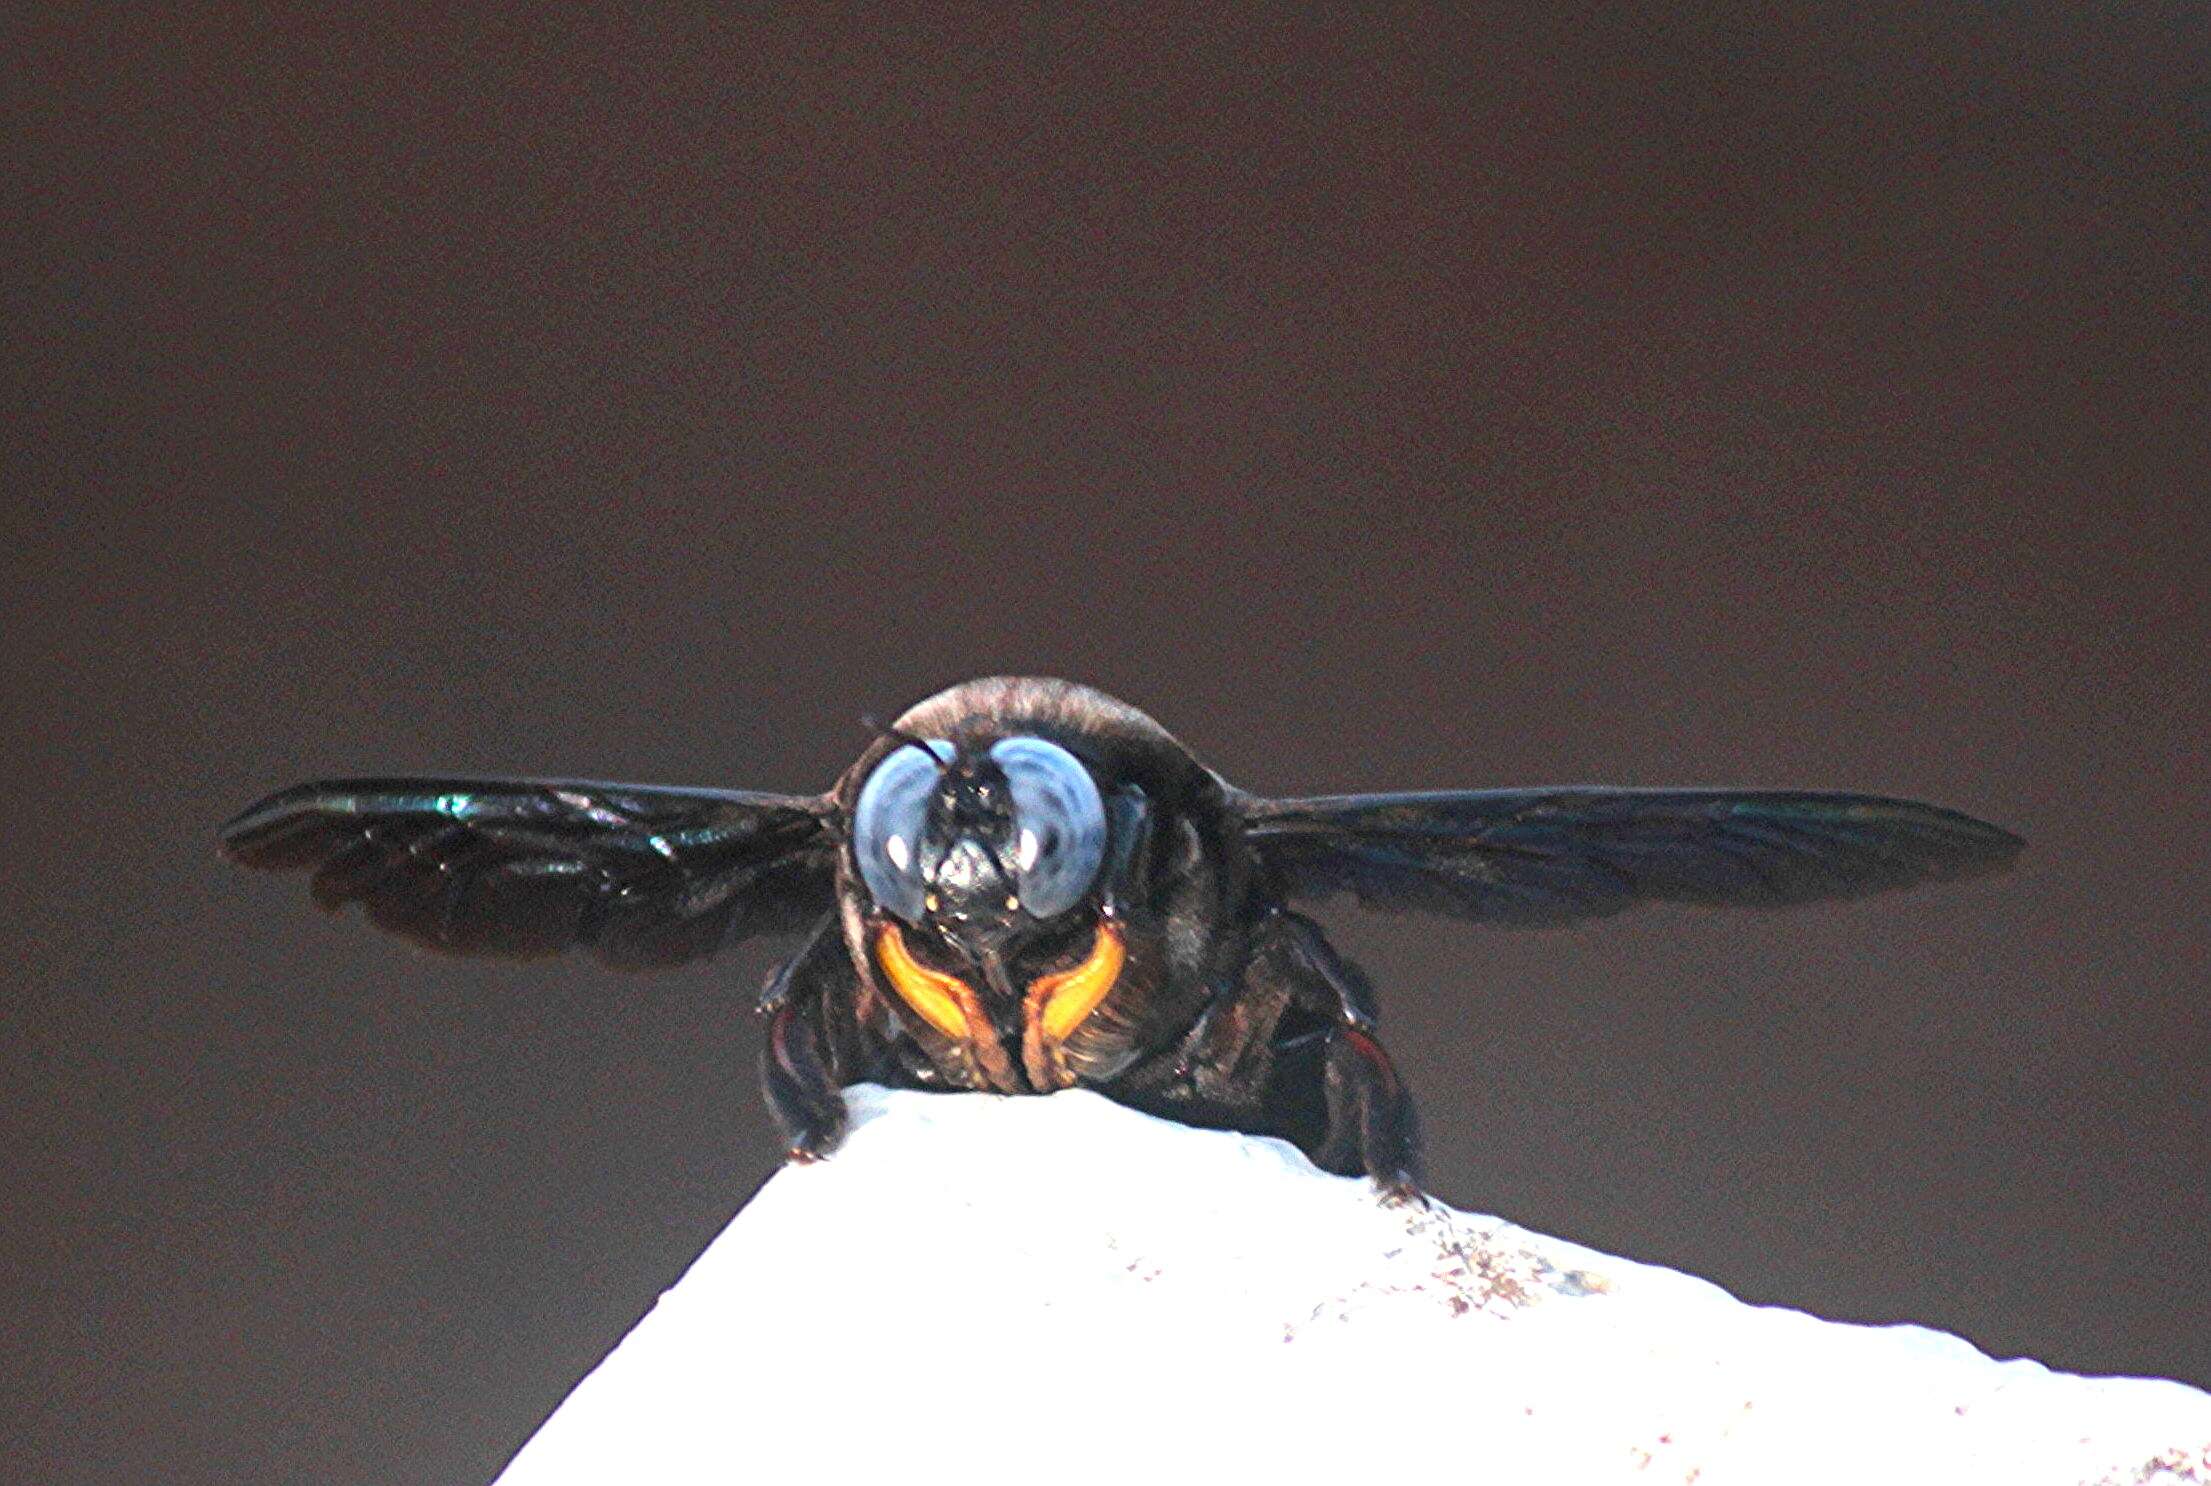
[[495, 1086, 2211, 1485]]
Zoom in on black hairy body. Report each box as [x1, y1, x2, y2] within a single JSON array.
[[223, 676, 2021, 1198]]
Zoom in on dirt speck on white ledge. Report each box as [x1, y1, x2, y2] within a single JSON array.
[[496, 1086, 2211, 1485]]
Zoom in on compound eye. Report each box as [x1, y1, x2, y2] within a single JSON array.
[[988, 736, 1107, 919], [853, 739, 952, 921]]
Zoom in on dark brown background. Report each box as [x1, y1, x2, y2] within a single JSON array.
[[7, 7, 2207, 1484]]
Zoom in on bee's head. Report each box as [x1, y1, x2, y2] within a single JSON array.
[[851, 733, 1108, 960]]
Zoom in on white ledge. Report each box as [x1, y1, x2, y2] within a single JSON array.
[[495, 1085, 2211, 1485]]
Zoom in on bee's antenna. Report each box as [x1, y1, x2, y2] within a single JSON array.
[[859, 713, 947, 770]]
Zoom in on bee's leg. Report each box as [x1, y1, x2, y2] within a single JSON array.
[[756, 908, 840, 1014], [1320, 1022, 1423, 1204], [758, 912, 850, 1162], [1263, 910, 1424, 1202], [762, 993, 848, 1161]]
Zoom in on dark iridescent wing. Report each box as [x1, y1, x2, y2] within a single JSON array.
[[221, 777, 837, 968], [1239, 787, 2021, 926]]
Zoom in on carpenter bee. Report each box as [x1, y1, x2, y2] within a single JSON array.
[[221, 676, 2021, 1198]]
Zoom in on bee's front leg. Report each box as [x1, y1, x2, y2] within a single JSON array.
[[1319, 1021, 1423, 1204], [1260, 909, 1424, 1202], [758, 912, 851, 1162], [762, 993, 847, 1161]]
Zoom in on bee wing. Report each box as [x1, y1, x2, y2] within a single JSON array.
[[221, 777, 837, 968], [1239, 787, 2021, 926]]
